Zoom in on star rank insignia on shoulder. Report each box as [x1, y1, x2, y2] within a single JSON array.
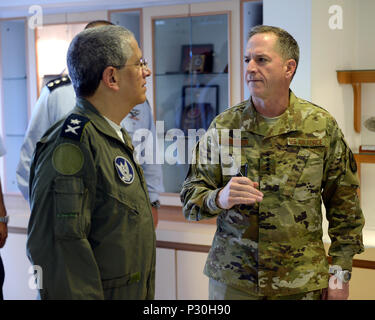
[[46, 75, 71, 92], [60, 114, 90, 141]]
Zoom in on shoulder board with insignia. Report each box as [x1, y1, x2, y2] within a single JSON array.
[[60, 114, 90, 141], [46, 76, 71, 92]]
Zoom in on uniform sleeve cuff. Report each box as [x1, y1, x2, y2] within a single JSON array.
[[331, 256, 353, 271], [148, 192, 159, 203], [204, 189, 223, 215]]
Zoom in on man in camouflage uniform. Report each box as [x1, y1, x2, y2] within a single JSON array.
[[181, 25, 364, 300], [27, 25, 155, 299]]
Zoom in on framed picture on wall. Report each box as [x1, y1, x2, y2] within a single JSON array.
[[180, 44, 214, 73], [178, 84, 219, 134]]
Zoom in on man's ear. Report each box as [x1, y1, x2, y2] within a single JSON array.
[[285, 59, 297, 80], [102, 66, 120, 91]]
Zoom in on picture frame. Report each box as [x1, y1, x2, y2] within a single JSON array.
[[180, 44, 214, 73], [178, 85, 219, 134]]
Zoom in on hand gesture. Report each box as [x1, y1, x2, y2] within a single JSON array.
[[217, 177, 263, 210]]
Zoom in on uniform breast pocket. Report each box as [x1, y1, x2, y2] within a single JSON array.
[[53, 176, 86, 240], [105, 189, 141, 229], [280, 147, 324, 200]]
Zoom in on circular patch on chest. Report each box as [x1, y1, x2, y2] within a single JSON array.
[[114, 156, 135, 184]]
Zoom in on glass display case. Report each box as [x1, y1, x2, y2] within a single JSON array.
[[153, 13, 229, 193], [0, 19, 28, 193]]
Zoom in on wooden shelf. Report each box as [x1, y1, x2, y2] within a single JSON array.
[[158, 205, 217, 225], [337, 70, 375, 133]]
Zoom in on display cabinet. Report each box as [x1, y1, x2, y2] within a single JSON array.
[[152, 13, 229, 194], [240, 0, 263, 101], [0, 19, 29, 193]]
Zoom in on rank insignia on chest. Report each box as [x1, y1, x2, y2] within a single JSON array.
[[114, 156, 135, 184]]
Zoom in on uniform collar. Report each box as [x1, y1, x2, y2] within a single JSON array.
[[242, 90, 308, 138], [74, 97, 134, 150]]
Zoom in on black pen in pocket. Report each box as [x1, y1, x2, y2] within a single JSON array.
[[236, 163, 248, 177]]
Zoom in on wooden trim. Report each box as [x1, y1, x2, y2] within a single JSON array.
[[157, 240, 375, 270], [157, 240, 211, 253], [8, 227, 375, 270], [352, 259, 375, 270], [34, 27, 41, 98], [337, 70, 375, 84], [352, 83, 361, 133], [337, 70, 375, 133], [151, 15, 156, 123], [158, 205, 217, 225], [327, 256, 375, 270]]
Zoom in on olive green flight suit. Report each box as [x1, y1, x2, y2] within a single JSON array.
[[27, 98, 156, 300]]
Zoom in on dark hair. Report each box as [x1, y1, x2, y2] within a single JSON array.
[[249, 25, 299, 76], [67, 25, 134, 97], [84, 20, 114, 29]]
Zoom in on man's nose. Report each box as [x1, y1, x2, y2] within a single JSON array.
[[246, 58, 256, 73], [143, 66, 152, 77]]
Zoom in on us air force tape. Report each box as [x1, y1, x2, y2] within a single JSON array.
[[61, 114, 90, 141], [114, 156, 135, 184]]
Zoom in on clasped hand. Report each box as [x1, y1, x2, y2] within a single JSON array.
[[217, 177, 264, 210]]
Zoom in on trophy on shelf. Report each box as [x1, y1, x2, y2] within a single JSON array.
[[360, 116, 375, 153]]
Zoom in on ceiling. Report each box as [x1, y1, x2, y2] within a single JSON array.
[[0, 0, 215, 18]]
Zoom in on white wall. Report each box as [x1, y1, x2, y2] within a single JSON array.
[[357, 0, 375, 148], [311, 0, 358, 144], [263, 0, 312, 101], [311, 0, 375, 230]]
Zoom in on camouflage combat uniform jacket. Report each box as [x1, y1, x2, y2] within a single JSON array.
[[27, 98, 156, 299], [181, 91, 365, 296]]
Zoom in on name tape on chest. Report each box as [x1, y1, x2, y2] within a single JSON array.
[[60, 114, 90, 141], [287, 137, 325, 147], [114, 156, 135, 184]]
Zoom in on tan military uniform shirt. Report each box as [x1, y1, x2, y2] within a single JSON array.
[[181, 91, 364, 296]]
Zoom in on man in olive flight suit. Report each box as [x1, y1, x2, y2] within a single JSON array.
[[181, 25, 365, 300], [27, 25, 155, 299]]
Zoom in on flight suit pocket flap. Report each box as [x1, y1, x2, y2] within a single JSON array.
[[53, 176, 85, 239], [102, 272, 141, 289]]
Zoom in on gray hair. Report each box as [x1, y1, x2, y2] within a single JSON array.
[[67, 25, 135, 97], [248, 25, 299, 76]]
